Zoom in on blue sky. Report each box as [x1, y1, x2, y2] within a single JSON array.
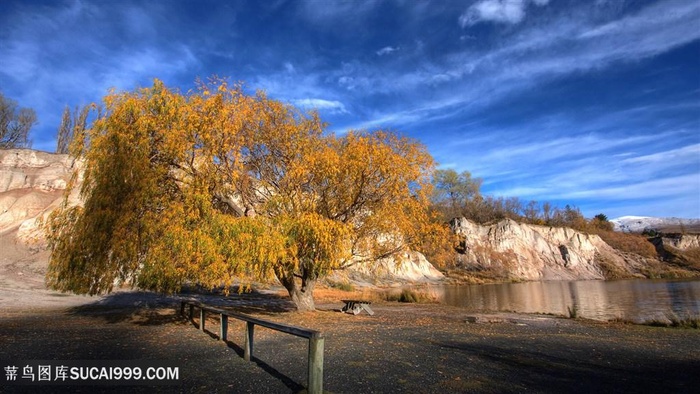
[[1, 0, 698, 219]]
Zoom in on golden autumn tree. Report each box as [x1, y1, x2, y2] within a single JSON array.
[[45, 78, 444, 311], [245, 112, 441, 310], [46, 79, 272, 295]]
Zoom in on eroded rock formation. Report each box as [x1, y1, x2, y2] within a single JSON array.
[[0, 149, 80, 243], [447, 217, 693, 281]]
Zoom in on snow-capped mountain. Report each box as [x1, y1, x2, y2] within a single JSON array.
[[611, 216, 700, 233]]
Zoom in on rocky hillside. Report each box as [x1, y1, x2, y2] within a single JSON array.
[[0, 149, 75, 236], [658, 234, 700, 250], [449, 217, 699, 281], [0, 149, 78, 297]]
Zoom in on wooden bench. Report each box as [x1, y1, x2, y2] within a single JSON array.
[[341, 300, 374, 316]]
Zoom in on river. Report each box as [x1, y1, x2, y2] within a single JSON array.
[[424, 279, 700, 322]]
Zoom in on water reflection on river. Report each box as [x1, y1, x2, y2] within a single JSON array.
[[426, 279, 700, 321]]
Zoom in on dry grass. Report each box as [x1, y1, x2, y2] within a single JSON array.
[[313, 286, 437, 304], [596, 252, 632, 280], [382, 288, 437, 303], [659, 246, 700, 271], [312, 287, 384, 303], [454, 244, 520, 282], [638, 259, 700, 279], [679, 248, 700, 269], [326, 280, 355, 292], [593, 229, 658, 258], [443, 269, 495, 284]]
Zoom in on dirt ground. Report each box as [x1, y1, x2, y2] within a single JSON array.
[[1, 288, 699, 394]]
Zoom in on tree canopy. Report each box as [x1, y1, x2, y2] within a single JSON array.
[[431, 168, 483, 221], [431, 168, 610, 232], [0, 92, 36, 149], [45, 79, 442, 310], [56, 105, 93, 154]]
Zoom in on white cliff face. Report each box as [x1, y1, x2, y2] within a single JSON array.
[[0, 149, 80, 243], [325, 251, 444, 286], [0, 149, 74, 192], [661, 234, 700, 250], [451, 218, 626, 280], [347, 251, 445, 283]]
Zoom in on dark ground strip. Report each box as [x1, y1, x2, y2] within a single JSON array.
[[1, 294, 699, 393]]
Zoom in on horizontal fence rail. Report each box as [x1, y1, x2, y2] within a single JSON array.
[[180, 300, 324, 394]]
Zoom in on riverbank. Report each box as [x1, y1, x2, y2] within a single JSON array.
[[1, 290, 698, 393]]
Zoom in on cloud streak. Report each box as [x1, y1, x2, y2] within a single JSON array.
[[459, 0, 550, 27], [293, 98, 348, 114], [376, 46, 399, 56]]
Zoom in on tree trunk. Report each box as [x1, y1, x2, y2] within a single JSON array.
[[279, 273, 317, 312]]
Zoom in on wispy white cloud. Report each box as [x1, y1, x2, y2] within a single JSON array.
[[1, 0, 697, 217], [621, 144, 700, 165], [337, 0, 700, 137], [284, 62, 296, 74], [0, 1, 199, 150], [459, 0, 549, 27], [436, 112, 699, 216], [252, 71, 329, 103], [488, 166, 700, 218], [376, 46, 399, 56], [460, 0, 527, 26], [5, 1, 694, 131], [293, 98, 348, 114], [559, 174, 700, 201], [473, 130, 678, 169]]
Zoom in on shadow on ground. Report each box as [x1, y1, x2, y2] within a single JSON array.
[[434, 339, 700, 393], [64, 288, 297, 326], [178, 290, 307, 393], [58, 291, 305, 393]]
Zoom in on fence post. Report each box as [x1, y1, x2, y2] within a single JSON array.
[[189, 304, 194, 321], [307, 334, 324, 394], [200, 308, 206, 331], [220, 314, 228, 342], [180, 301, 185, 316], [244, 322, 255, 361]]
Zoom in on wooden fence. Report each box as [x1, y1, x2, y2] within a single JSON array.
[[180, 300, 324, 394]]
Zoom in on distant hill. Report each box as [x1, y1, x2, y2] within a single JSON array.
[[611, 216, 700, 234]]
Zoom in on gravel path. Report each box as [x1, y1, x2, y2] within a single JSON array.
[[1, 291, 699, 393]]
